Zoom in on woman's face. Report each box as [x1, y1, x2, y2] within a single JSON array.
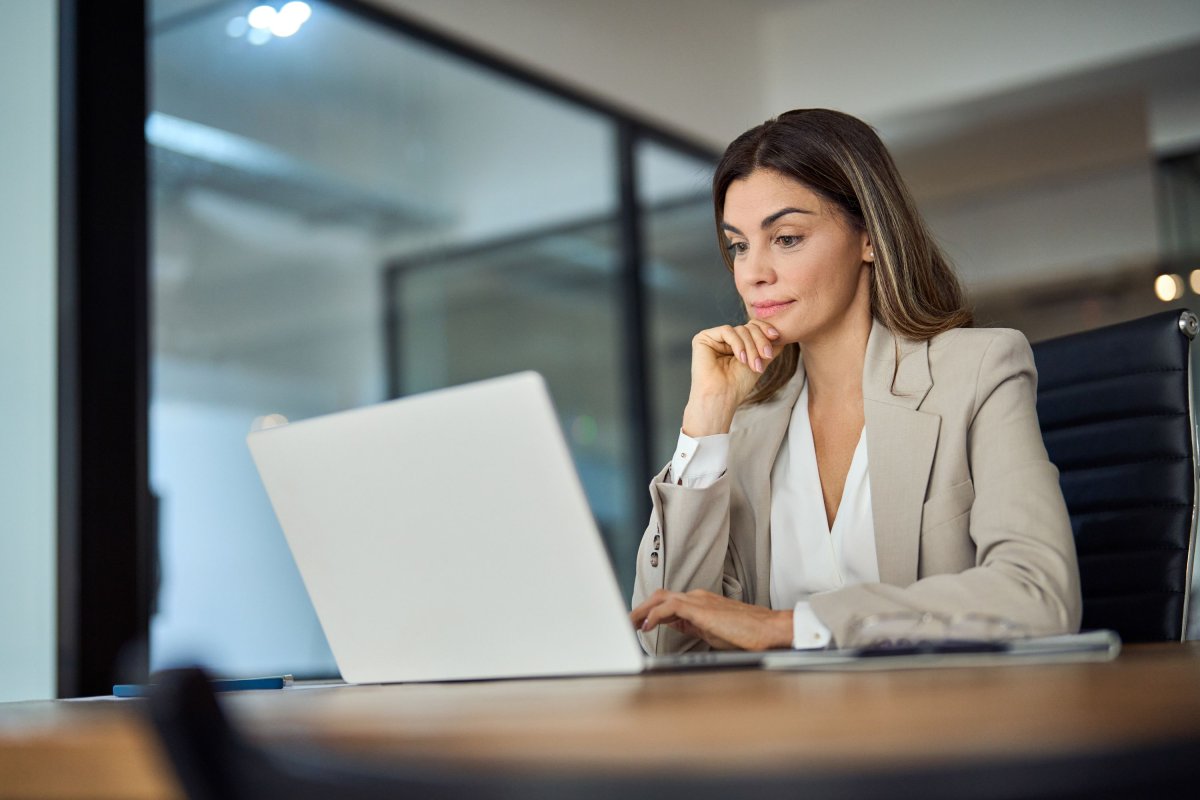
[[722, 168, 872, 346]]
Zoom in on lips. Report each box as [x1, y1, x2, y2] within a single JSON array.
[[751, 300, 794, 318]]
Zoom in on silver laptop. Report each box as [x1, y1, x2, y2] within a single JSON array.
[[246, 371, 761, 683]]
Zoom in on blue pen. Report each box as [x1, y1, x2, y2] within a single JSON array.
[[113, 674, 293, 697]]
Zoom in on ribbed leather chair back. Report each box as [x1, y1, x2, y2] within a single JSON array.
[[1031, 309, 1199, 642]]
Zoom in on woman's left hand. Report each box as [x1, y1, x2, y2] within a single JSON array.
[[630, 589, 794, 651]]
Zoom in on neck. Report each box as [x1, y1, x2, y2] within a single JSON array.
[[800, 280, 872, 405]]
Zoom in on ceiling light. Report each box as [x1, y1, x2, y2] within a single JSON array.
[[279, 2, 312, 25], [247, 5, 277, 30], [270, 16, 303, 37]]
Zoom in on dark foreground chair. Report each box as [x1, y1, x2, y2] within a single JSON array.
[[148, 667, 1197, 800], [1031, 309, 1199, 641]]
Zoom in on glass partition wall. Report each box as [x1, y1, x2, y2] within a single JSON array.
[[638, 141, 742, 466], [148, 0, 719, 676]]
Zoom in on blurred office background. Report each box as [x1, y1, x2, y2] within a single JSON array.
[[2, 0, 1199, 697]]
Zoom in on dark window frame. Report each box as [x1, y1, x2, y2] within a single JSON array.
[[57, 0, 152, 698]]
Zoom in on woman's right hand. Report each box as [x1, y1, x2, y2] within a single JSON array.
[[681, 320, 780, 437]]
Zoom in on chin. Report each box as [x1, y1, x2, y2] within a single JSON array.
[[763, 324, 800, 346], [783, 315, 835, 348], [744, 312, 802, 347]]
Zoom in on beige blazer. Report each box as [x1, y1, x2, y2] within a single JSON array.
[[633, 318, 1082, 653]]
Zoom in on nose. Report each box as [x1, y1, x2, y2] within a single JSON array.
[[736, 248, 776, 289]]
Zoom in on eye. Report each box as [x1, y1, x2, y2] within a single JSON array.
[[775, 235, 802, 247], [726, 241, 749, 257]]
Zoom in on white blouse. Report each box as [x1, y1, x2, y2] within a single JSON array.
[[667, 383, 878, 648]]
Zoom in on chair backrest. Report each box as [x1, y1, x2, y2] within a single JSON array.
[[1031, 309, 1199, 642]]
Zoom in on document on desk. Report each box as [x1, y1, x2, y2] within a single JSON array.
[[762, 629, 1121, 672]]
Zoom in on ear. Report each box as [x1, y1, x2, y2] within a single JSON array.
[[860, 231, 875, 263]]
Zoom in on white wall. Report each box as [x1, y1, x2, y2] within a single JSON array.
[[1151, 81, 1200, 155], [925, 162, 1160, 294], [0, 0, 57, 703], [369, 0, 766, 148], [373, 0, 1200, 152], [760, 0, 1200, 133]]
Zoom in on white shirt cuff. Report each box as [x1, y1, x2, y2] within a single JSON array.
[[666, 429, 729, 488], [792, 601, 832, 649]]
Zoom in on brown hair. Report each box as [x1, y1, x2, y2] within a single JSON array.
[[713, 109, 972, 404]]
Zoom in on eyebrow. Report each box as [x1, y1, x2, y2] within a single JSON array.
[[721, 207, 815, 236]]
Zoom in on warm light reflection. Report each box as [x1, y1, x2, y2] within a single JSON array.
[[1155, 273, 1184, 302], [1190, 270, 1200, 295]]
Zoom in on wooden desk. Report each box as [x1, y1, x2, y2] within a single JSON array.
[[3, 643, 1200, 798]]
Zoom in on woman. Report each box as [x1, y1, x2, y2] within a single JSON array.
[[630, 109, 1081, 653]]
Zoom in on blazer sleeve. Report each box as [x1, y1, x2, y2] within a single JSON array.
[[810, 330, 1083, 645], [631, 464, 745, 654]]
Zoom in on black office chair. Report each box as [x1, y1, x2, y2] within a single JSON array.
[[1031, 309, 1199, 642], [147, 667, 1197, 800]]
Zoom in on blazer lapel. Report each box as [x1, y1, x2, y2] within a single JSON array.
[[731, 361, 805, 605], [862, 319, 941, 587]]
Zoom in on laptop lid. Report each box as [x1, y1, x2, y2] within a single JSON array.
[[246, 372, 645, 683]]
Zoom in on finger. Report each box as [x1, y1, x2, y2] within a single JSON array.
[[694, 326, 738, 361], [708, 325, 754, 367], [740, 323, 776, 362], [661, 595, 749, 648], [640, 602, 672, 631], [631, 588, 673, 615], [630, 599, 662, 627], [732, 326, 768, 373], [644, 596, 716, 635], [731, 327, 760, 371], [746, 319, 781, 341], [631, 589, 683, 628], [642, 598, 689, 632]]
